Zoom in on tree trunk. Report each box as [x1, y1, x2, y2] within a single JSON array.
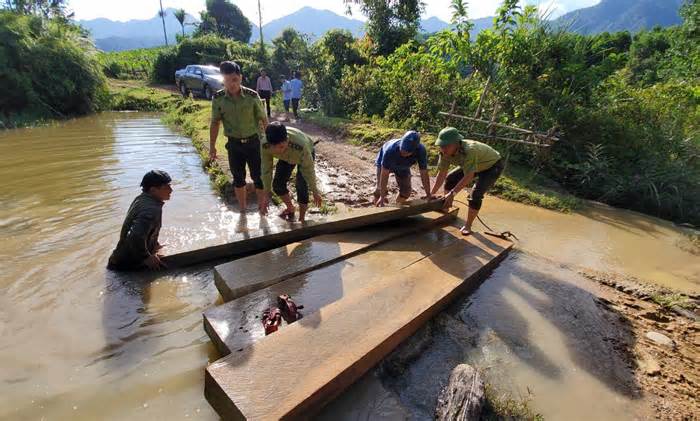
[[159, 0, 168, 46], [435, 364, 485, 421]]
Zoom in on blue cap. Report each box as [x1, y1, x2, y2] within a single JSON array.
[[399, 131, 421, 153]]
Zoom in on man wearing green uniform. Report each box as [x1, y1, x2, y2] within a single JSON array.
[[209, 61, 268, 213], [259, 122, 322, 223], [108, 170, 172, 271], [431, 127, 504, 236]]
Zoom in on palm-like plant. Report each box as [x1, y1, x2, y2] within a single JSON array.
[[174, 8, 186, 37], [158, 0, 168, 46]]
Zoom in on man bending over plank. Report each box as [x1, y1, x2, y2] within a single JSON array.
[[108, 170, 172, 271], [431, 127, 505, 236], [373, 130, 432, 207], [259, 122, 322, 223]]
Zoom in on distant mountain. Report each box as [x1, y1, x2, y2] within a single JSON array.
[[553, 0, 684, 34], [419, 15, 494, 37], [251, 7, 364, 43], [78, 8, 197, 51]]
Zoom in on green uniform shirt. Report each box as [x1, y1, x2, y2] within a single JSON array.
[[437, 139, 501, 174], [210, 86, 266, 139], [261, 127, 319, 195]]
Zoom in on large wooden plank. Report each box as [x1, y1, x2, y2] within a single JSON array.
[[203, 216, 462, 356], [163, 199, 445, 268], [213, 210, 457, 302], [204, 230, 512, 420]]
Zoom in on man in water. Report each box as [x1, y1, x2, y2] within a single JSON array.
[[259, 122, 322, 223], [431, 127, 504, 235], [209, 61, 268, 213], [108, 170, 172, 271], [373, 130, 432, 206]]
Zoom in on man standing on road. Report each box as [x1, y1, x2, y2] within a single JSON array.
[[290, 71, 303, 120], [373, 131, 432, 206], [108, 170, 172, 271], [259, 122, 322, 223], [209, 61, 268, 213], [431, 127, 504, 236], [280, 74, 292, 122], [256, 69, 272, 118]]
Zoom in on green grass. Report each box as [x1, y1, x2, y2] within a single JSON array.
[[302, 110, 580, 213], [650, 292, 696, 310], [107, 79, 180, 111], [483, 384, 544, 420]]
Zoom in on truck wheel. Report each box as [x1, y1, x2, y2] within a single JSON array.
[[204, 85, 212, 100], [180, 83, 188, 97]]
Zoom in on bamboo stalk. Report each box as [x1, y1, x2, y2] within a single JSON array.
[[438, 111, 560, 142]]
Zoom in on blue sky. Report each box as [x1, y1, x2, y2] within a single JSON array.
[[69, 0, 601, 23]]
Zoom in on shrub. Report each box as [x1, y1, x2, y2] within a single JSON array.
[[151, 34, 259, 85], [0, 11, 107, 126]]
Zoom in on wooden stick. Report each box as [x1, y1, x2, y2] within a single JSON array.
[[438, 111, 560, 142], [470, 132, 551, 147]]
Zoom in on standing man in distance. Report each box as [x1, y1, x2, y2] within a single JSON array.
[[373, 131, 432, 206], [259, 122, 322, 223], [108, 170, 172, 271], [209, 61, 268, 214], [431, 127, 504, 236], [280, 74, 292, 122], [256, 69, 272, 118], [290, 71, 303, 120]]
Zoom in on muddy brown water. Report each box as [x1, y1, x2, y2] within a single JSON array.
[[0, 113, 696, 420]]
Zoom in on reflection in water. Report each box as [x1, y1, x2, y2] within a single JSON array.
[[0, 112, 276, 420]]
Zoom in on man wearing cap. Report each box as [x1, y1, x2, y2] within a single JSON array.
[[108, 170, 173, 271], [259, 122, 322, 223], [209, 61, 268, 213], [373, 131, 432, 206], [431, 127, 505, 235]]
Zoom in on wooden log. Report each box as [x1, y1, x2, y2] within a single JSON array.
[[204, 229, 512, 420], [203, 212, 460, 357], [162, 199, 445, 268], [435, 364, 486, 421], [213, 210, 457, 302]]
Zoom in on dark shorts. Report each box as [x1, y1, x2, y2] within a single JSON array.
[[283, 99, 291, 112], [226, 135, 263, 189], [445, 159, 504, 210], [272, 152, 315, 204], [373, 167, 412, 199]]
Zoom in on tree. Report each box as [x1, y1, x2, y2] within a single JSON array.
[[174, 8, 186, 37], [195, 0, 252, 43], [4, 0, 71, 18], [158, 0, 168, 46], [344, 0, 424, 55]]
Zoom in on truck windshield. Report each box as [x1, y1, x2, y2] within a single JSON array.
[[202, 68, 220, 75]]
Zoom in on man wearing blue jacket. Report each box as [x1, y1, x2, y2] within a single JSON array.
[[373, 131, 432, 206]]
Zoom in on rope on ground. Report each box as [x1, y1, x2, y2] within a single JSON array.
[[454, 199, 519, 241]]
